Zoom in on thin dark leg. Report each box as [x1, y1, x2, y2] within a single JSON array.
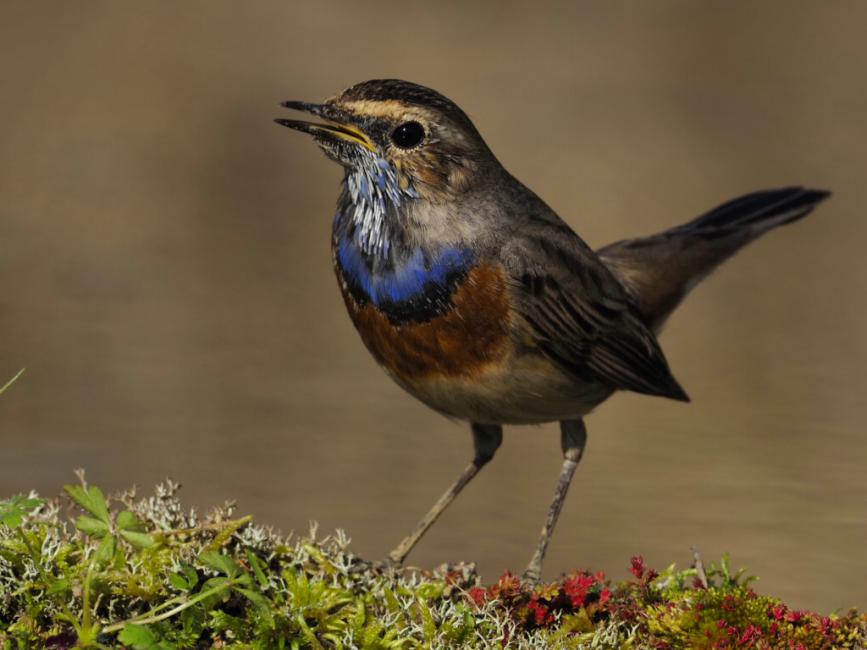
[[388, 423, 503, 564], [523, 418, 587, 583]]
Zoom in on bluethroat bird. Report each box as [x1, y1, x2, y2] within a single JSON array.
[[275, 79, 830, 582]]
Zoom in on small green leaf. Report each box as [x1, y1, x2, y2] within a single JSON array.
[[180, 604, 206, 636], [118, 623, 176, 650], [416, 581, 445, 600], [120, 529, 155, 549], [362, 617, 385, 647], [64, 484, 110, 524], [295, 613, 320, 648], [245, 549, 269, 589], [351, 596, 366, 639], [383, 586, 401, 614], [169, 573, 190, 591], [461, 606, 476, 640], [418, 597, 436, 642], [75, 515, 110, 538], [119, 623, 157, 645], [198, 551, 241, 578], [93, 534, 117, 567], [182, 564, 199, 589], [0, 494, 43, 529], [237, 588, 274, 628], [198, 576, 233, 609], [117, 509, 144, 531], [47, 579, 70, 595], [170, 563, 199, 591]]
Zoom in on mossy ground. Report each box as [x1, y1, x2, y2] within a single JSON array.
[[0, 476, 864, 649]]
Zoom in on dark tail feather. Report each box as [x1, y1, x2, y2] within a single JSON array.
[[598, 187, 831, 332], [671, 186, 830, 237]]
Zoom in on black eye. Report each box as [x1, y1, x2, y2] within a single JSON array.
[[390, 121, 425, 149]]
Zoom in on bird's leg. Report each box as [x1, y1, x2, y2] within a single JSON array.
[[523, 418, 587, 583], [388, 423, 503, 565]]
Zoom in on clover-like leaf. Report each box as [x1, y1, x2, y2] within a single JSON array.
[[0, 494, 43, 529], [120, 529, 155, 549], [198, 551, 241, 579], [64, 484, 110, 524], [117, 509, 145, 531], [169, 564, 199, 592], [75, 515, 110, 538]]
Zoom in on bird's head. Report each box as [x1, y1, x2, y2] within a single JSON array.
[[276, 79, 494, 206]]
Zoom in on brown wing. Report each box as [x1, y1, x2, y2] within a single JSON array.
[[503, 226, 689, 402]]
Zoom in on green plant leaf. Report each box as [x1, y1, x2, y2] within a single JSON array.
[[93, 534, 117, 567], [119, 623, 157, 646], [75, 515, 110, 538], [183, 564, 199, 590], [118, 623, 176, 650], [180, 604, 206, 637], [169, 563, 200, 591], [120, 529, 156, 549], [169, 573, 190, 591], [383, 586, 401, 614], [117, 509, 145, 531], [237, 588, 274, 628], [0, 494, 43, 528], [198, 551, 241, 578], [418, 597, 436, 642], [197, 576, 233, 610], [64, 484, 110, 524], [245, 549, 269, 590], [382, 586, 403, 614], [0, 368, 25, 397], [47, 579, 70, 596]]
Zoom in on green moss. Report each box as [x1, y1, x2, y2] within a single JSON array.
[[0, 478, 864, 649]]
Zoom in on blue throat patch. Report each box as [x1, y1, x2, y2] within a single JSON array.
[[336, 239, 473, 322], [332, 151, 475, 323]]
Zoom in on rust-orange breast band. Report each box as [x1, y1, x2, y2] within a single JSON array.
[[340, 264, 513, 380]]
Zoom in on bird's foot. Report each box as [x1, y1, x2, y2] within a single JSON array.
[[372, 554, 403, 573]]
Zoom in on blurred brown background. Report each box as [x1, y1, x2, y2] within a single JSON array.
[[1, 1, 865, 612]]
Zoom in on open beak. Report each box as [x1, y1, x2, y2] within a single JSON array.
[[275, 101, 376, 152]]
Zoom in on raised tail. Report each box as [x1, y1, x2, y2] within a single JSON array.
[[598, 187, 831, 333]]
